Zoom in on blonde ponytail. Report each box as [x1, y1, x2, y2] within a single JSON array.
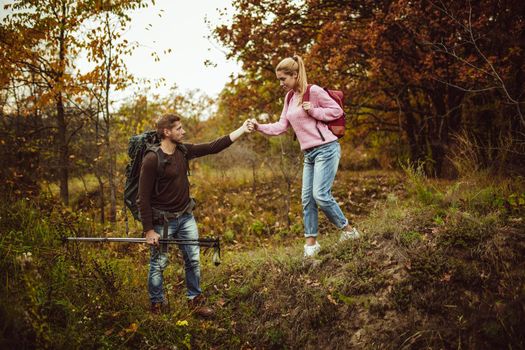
[[276, 55, 308, 105]]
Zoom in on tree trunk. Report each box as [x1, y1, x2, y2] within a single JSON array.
[[96, 174, 105, 223], [400, 93, 422, 165], [106, 130, 116, 222], [56, 95, 69, 204], [104, 12, 117, 223], [56, 5, 69, 204]]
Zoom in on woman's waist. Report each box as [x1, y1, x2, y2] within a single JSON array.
[[292, 126, 338, 150], [302, 139, 338, 153]]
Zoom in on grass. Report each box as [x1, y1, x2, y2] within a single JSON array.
[[1, 168, 524, 349]]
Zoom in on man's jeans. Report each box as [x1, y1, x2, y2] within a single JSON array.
[[302, 141, 348, 238], [149, 213, 201, 303]]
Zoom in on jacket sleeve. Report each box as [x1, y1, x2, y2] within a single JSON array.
[[185, 135, 233, 159], [138, 152, 157, 232], [307, 85, 343, 122], [256, 95, 290, 136]]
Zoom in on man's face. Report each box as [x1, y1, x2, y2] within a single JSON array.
[[164, 121, 185, 143], [276, 70, 298, 92]]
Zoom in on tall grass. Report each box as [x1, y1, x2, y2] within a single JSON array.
[[2, 167, 523, 349], [0, 194, 194, 349]]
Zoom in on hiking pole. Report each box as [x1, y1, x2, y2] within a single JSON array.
[[62, 236, 221, 266]]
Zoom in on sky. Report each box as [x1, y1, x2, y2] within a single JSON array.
[[116, 0, 241, 101], [1, 0, 242, 102]]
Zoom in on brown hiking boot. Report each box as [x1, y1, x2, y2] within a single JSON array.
[[188, 294, 215, 318], [150, 302, 162, 315], [150, 301, 168, 315]]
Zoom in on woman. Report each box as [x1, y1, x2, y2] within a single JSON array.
[[250, 55, 360, 257]]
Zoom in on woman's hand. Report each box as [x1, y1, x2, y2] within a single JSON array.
[[248, 118, 259, 130], [302, 102, 312, 111]]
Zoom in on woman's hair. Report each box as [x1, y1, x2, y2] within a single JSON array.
[[276, 55, 308, 104], [156, 113, 181, 139]]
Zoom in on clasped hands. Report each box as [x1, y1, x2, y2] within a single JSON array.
[[242, 102, 311, 133], [242, 118, 259, 133]]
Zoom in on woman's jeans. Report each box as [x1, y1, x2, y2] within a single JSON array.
[[149, 213, 201, 303], [302, 141, 348, 238]]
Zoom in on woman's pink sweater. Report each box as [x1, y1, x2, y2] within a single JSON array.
[[256, 84, 343, 151]]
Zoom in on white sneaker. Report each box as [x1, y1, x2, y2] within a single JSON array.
[[303, 242, 321, 258], [339, 227, 360, 242]]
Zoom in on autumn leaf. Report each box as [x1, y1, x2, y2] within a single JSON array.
[[124, 322, 138, 333]]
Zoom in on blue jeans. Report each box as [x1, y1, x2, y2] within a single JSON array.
[[149, 213, 201, 303], [302, 141, 348, 238]]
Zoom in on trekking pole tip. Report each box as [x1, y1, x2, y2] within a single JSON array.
[[212, 250, 221, 266]]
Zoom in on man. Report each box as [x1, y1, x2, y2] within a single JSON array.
[[139, 113, 253, 317]]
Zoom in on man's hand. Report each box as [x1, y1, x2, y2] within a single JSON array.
[[230, 119, 255, 142], [145, 229, 160, 246], [243, 119, 255, 133]]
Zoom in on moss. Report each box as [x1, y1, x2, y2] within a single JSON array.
[[398, 230, 423, 247], [439, 211, 497, 249], [265, 327, 286, 348], [391, 280, 413, 311]]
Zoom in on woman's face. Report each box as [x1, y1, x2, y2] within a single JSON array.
[[276, 70, 298, 92]]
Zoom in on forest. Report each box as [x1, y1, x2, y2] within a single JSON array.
[[1, 0, 524, 349]]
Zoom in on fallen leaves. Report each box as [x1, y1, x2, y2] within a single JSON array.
[[327, 294, 338, 305]]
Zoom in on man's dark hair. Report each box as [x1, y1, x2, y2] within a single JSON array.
[[156, 114, 181, 139]]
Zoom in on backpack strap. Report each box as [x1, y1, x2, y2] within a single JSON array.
[[145, 145, 168, 177], [303, 84, 312, 102], [148, 143, 189, 179], [176, 142, 190, 176], [285, 89, 294, 106], [142, 145, 167, 195], [286, 84, 312, 105]]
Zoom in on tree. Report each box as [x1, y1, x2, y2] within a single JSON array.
[[2, 0, 95, 204], [213, 0, 525, 176], [81, 0, 151, 222], [1, 0, 154, 213]]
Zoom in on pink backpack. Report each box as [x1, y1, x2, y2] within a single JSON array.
[[286, 84, 346, 138]]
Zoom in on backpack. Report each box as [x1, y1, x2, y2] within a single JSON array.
[[286, 84, 346, 139], [123, 130, 188, 221]]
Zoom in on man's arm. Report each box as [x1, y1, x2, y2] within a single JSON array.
[[186, 120, 253, 158], [229, 119, 253, 142], [138, 152, 160, 245]]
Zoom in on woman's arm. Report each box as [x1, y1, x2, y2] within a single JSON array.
[[253, 95, 291, 135], [304, 85, 343, 122]]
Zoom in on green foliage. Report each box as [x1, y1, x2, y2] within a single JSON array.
[[2, 170, 524, 349], [0, 195, 192, 349], [213, 0, 525, 176], [249, 219, 265, 236], [223, 229, 235, 243], [439, 211, 498, 249], [401, 162, 443, 205], [399, 230, 423, 247]]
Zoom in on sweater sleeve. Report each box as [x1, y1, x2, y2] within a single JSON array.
[[307, 85, 343, 122], [138, 151, 158, 232], [185, 135, 233, 159], [256, 95, 290, 136]]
